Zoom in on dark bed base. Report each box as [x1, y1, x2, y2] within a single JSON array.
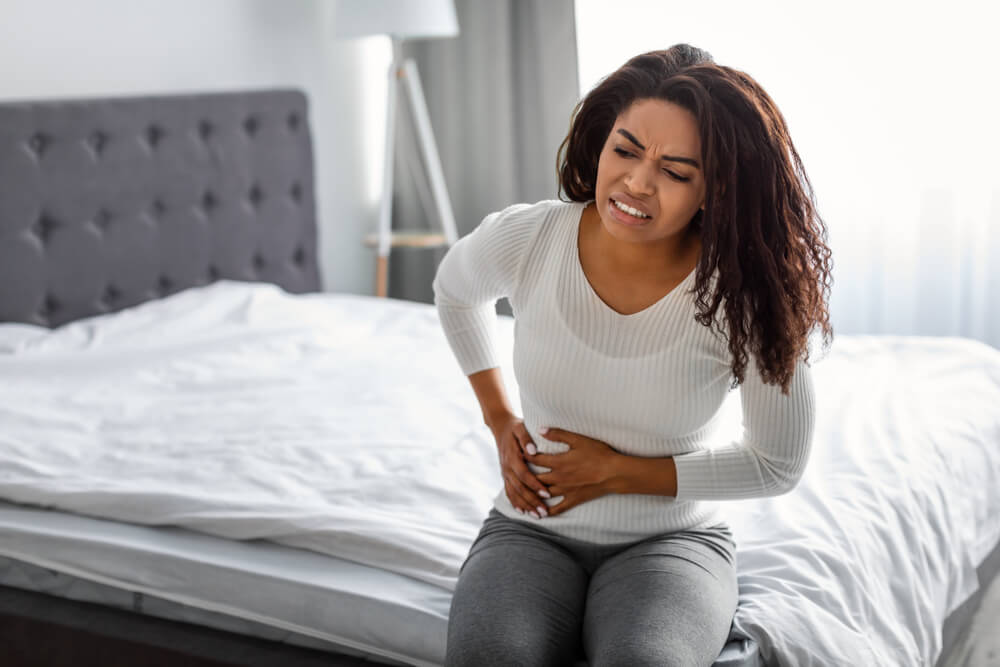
[[0, 585, 372, 667]]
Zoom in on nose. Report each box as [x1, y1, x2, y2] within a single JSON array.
[[624, 160, 656, 197]]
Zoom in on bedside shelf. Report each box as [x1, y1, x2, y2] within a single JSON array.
[[363, 232, 449, 249]]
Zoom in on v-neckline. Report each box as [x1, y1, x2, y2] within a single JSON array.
[[572, 203, 697, 318]]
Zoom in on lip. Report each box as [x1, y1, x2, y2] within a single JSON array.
[[610, 192, 653, 218], [607, 195, 653, 227]]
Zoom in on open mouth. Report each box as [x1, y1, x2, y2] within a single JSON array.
[[611, 198, 651, 220]]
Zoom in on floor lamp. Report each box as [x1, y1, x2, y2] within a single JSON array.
[[333, 0, 460, 298]]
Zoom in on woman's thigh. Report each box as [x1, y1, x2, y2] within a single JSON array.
[[445, 511, 589, 667], [583, 524, 739, 667]]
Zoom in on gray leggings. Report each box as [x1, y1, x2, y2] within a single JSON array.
[[445, 509, 739, 667]]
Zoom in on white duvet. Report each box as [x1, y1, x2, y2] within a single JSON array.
[[0, 281, 998, 666]]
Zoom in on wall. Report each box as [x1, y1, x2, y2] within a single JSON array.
[[0, 0, 391, 295]]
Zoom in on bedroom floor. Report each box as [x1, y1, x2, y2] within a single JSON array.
[[941, 572, 1000, 667]]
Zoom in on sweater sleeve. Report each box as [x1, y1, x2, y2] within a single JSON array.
[[673, 354, 817, 500], [432, 202, 539, 376]]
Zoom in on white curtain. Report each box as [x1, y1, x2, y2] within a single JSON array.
[[576, 0, 1000, 349]]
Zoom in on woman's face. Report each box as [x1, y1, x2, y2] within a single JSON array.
[[594, 98, 706, 246]]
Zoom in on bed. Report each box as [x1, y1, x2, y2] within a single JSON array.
[[0, 89, 998, 667]]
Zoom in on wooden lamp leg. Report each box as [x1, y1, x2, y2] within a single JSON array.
[[375, 255, 389, 298]]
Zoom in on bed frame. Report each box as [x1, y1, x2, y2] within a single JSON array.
[[0, 89, 356, 665]]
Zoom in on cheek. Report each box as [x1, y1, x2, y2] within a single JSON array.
[[594, 156, 619, 192]]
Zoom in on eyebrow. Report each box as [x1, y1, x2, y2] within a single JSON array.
[[617, 129, 700, 169]]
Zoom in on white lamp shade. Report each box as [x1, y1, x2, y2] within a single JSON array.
[[331, 0, 459, 39]]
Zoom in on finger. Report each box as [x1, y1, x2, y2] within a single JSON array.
[[526, 451, 564, 467], [512, 449, 553, 501], [539, 427, 568, 443], [543, 426, 586, 445], [505, 462, 549, 515], [534, 470, 561, 486], [513, 466, 552, 513], [513, 425, 539, 457], [546, 491, 575, 517], [547, 485, 601, 517], [504, 476, 539, 516], [512, 476, 550, 518]]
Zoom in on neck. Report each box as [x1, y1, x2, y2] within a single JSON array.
[[584, 203, 698, 277]]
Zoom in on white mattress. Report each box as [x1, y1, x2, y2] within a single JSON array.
[[0, 501, 443, 666], [1, 281, 999, 666]]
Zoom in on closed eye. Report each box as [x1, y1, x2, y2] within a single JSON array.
[[613, 147, 690, 182]]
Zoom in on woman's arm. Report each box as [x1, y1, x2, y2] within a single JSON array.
[[433, 202, 552, 517], [606, 455, 678, 497], [670, 355, 816, 500], [467, 367, 516, 432], [432, 203, 536, 376], [531, 356, 815, 512]]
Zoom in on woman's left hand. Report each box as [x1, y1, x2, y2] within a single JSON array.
[[527, 427, 622, 517]]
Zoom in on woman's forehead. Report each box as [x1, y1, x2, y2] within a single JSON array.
[[613, 99, 700, 154]]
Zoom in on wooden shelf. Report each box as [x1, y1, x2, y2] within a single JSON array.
[[363, 232, 449, 249]]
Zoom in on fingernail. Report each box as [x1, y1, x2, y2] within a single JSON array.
[[538, 489, 551, 499], [539, 427, 549, 435], [516, 507, 525, 514], [536, 505, 548, 517], [525, 443, 537, 455], [529, 510, 541, 519]]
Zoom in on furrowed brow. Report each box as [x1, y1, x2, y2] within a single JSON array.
[[616, 128, 700, 169]]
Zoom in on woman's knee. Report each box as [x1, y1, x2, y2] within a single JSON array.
[[446, 515, 589, 666], [588, 641, 706, 667], [445, 636, 558, 667]]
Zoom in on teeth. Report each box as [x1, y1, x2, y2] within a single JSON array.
[[613, 199, 650, 219]]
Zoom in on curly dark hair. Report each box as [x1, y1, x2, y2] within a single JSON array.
[[558, 45, 833, 395]]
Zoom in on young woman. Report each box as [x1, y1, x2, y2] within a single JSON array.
[[433, 43, 833, 667]]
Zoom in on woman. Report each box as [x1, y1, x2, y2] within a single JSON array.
[[433, 43, 833, 667]]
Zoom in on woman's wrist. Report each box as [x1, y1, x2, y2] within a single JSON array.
[[484, 408, 516, 437], [607, 453, 678, 497]]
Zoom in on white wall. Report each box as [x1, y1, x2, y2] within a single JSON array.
[[0, 0, 392, 295], [575, 0, 1000, 348]]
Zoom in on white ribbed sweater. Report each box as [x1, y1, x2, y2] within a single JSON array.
[[433, 199, 816, 543]]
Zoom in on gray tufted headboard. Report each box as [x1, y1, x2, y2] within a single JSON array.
[[0, 89, 321, 327]]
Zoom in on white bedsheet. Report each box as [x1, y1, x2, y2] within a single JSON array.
[[1, 281, 998, 666]]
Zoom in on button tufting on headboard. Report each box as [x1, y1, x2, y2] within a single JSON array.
[[150, 199, 167, 219], [197, 120, 214, 142], [27, 132, 49, 159], [145, 125, 165, 150], [87, 131, 108, 159], [157, 276, 175, 295], [40, 295, 60, 318], [200, 191, 217, 216], [243, 115, 259, 137], [102, 284, 122, 305], [93, 209, 113, 232], [32, 214, 58, 245], [248, 184, 264, 210], [0, 89, 320, 327]]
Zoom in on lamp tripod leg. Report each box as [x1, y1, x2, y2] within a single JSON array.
[[400, 58, 458, 246], [375, 44, 402, 297]]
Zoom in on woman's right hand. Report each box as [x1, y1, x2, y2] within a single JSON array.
[[490, 414, 551, 519]]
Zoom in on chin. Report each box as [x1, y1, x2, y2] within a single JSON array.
[[601, 216, 652, 243]]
